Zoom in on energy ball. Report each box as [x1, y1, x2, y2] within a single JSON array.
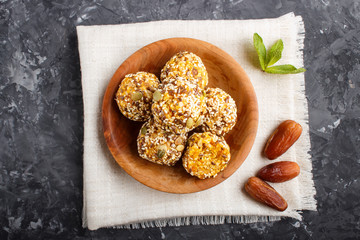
[[201, 88, 237, 136], [182, 132, 230, 179], [160, 51, 208, 89], [137, 119, 187, 166], [115, 72, 160, 121], [152, 77, 205, 134]]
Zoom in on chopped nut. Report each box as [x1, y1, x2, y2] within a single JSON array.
[[157, 144, 167, 159], [153, 90, 162, 101], [186, 117, 195, 129], [176, 145, 185, 151], [175, 136, 184, 145], [157, 149, 165, 158], [158, 144, 167, 151], [197, 138, 203, 148], [131, 91, 143, 101], [140, 126, 147, 135]]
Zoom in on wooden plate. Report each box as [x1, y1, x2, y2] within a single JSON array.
[[102, 38, 258, 194]]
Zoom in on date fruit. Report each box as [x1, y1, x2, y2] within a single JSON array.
[[245, 177, 288, 211], [264, 120, 302, 160], [257, 161, 300, 183]]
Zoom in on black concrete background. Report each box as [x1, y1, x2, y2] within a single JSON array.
[[1, 0, 359, 239]]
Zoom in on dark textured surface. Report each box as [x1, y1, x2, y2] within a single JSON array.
[[1, 0, 359, 239]]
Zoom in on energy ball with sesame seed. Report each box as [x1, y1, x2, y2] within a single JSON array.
[[200, 88, 237, 136], [115, 72, 160, 121], [160, 51, 208, 89], [137, 119, 187, 166], [182, 132, 230, 179], [151, 77, 205, 134]]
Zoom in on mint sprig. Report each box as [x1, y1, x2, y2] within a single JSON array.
[[253, 33, 267, 71], [253, 33, 306, 74]]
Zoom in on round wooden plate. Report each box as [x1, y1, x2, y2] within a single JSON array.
[[102, 38, 258, 194]]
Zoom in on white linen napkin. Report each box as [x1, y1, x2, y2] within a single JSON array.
[[77, 12, 316, 230]]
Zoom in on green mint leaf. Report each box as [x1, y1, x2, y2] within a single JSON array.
[[253, 33, 267, 70], [265, 64, 306, 74], [253, 33, 306, 74], [266, 39, 283, 67]]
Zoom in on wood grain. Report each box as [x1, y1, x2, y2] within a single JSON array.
[[102, 38, 258, 194]]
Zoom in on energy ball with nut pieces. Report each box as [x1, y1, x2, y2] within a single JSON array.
[[160, 51, 208, 89], [200, 87, 237, 136], [182, 132, 231, 179], [137, 119, 187, 166], [152, 77, 205, 134], [115, 72, 160, 121]]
